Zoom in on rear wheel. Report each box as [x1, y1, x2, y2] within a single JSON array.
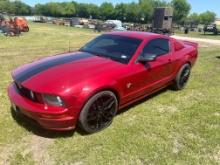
[[79, 91, 118, 134], [172, 63, 191, 90]]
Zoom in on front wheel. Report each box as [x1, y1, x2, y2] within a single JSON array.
[[172, 63, 191, 90], [79, 91, 118, 134]]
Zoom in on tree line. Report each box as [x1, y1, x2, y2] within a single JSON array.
[[0, 0, 216, 25]]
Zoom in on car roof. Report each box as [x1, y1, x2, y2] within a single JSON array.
[[106, 31, 166, 40]]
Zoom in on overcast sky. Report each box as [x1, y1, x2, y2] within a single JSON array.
[[22, 0, 220, 17]]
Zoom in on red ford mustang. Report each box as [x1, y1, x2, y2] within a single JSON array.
[[8, 32, 198, 133]]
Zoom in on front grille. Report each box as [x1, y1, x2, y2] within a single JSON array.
[[15, 82, 35, 101]]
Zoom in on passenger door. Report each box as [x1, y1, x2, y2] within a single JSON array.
[[138, 38, 173, 91], [120, 38, 173, 104]]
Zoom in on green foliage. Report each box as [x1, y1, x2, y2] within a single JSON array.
[[139, 0, 170, 23], [99, 2, 115, 20], [87, 4, 100, 19], [125, 3, 141, 23], [0, 23, 220, 165], [114, 3, 127, 21], [171, 0, 191, 24], [186, 11, 216, 26], [186, 13, 200, 25], [139, 0, 154, 22], [0, 0, 32, 15], [75, 3, 89, 18], [199, 11, 216, 25], [0, 0, 217, 25], [0, 0, 170, 22], [61, 2, 76, 17], [34, 2, 76, 17]]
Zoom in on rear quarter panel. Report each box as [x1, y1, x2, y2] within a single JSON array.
[[171, 40, 198, 77]]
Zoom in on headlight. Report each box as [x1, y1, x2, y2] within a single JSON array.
[[42, 94, 64, 107]]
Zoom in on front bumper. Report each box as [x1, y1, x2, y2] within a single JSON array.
[[7, 83, 76, 131]]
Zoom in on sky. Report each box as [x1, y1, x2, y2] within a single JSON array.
[[22, 0, 220, 17]]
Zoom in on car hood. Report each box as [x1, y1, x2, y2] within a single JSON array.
[[12, 51, 126, 94]]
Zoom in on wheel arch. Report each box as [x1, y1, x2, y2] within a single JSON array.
[[176, 60, 191, 77], [77, 87, 119, 134], [183, 52, 194, 66], [78, 85, 121, 114], [185, 60, 192, 67], [86, 87, 121, 106]]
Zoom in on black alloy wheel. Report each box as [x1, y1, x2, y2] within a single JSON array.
[[172, 63, 191, 90], [79, 91, 118, 134], [179, 66, 190, 87]]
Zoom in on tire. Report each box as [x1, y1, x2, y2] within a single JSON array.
[[172, 63, 191, 90], [214, 29, 218, 35], [79, 91, 118, 134], [24, 26, 29, 32]]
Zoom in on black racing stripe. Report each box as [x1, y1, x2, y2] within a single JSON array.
[[14, 52, 92, 82]]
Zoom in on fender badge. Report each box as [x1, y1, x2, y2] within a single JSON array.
[[127, 83, 132, 89]]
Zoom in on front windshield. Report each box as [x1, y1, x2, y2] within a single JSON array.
[[80, 34, 142, 64]]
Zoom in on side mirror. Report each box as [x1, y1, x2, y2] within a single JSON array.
[[138, 53, 157, 63]]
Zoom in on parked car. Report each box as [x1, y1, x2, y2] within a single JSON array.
[[8, 32, 198, 134], [203, 24, 219, 35]]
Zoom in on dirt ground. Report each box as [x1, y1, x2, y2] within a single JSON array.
[[172, 35, 220, 46]]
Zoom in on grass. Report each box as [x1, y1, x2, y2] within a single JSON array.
[[0, 22, 220, 164]]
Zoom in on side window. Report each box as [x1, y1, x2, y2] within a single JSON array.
[[142, 38, 170, 57]]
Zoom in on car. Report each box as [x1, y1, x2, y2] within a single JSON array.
[[203, 24, 219, 35], [8, 31, 198, 134]]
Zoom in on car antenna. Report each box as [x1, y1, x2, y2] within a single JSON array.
[[68, 40, 71, 52]]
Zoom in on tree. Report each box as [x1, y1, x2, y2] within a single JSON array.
[[61, 2, 76, 17], [153, 0, 169, 7], [126, 3, 141, 22], [199, 11, 216, 25], [171, 0, 191, 24], [138, 0, 169, 23], [99, 2, 115, 20], [139, 0, 154, 23], [0, 0, 32, 15], [187, 13, 200, 26], [34, 4, 46, 15], [2, 0, 216, 26], [87, 4, 99, 19], [75, 3, 89, 18], [14, 1, 32, 15], [114, 3, 127, 21], [34, 2, 76, 17], [0, 0, 14, 13], [44, 2, 63, 17]]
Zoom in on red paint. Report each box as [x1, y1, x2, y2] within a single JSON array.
[[7, 32, 198, 131]]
